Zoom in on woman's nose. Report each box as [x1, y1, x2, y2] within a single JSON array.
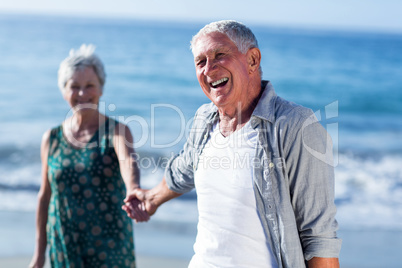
[[78, 88, 85, 96]]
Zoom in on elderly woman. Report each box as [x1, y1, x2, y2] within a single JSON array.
[[30, 44, 148, 268]]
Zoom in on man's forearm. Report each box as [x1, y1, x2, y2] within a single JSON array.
[[144, 177, 182, 215], [149, 177, 182, 207], [307, 257, 339, 268]]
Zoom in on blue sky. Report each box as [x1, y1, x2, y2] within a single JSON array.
[[1, 0, 401, 33]]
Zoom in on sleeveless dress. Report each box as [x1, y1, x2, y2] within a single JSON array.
[[46, 118, 135, 268]]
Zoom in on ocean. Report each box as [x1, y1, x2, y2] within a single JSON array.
[[1, 13, 402, 267]]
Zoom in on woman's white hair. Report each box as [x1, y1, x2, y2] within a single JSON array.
[[190, 20, 259, 55], [57, 44, 106, 92]]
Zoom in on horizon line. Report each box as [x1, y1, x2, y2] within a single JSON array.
[[1, 9, 402, 36]]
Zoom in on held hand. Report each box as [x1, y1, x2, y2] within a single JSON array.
[[122, 198, 150, 222], [124, 179, 177, 221], [123, 188, 154, 222], [29, 254, 45, 268], [123, 188, 159, 220]]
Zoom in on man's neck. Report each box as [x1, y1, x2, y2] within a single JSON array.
[[218, 84, 262, 137]]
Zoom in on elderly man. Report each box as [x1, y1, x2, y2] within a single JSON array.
[[124, 20, 341, 268]]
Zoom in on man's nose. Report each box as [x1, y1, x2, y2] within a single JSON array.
[[204, 59, 217, 75]]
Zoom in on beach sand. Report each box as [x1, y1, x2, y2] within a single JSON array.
[[0, 210, 191, 268], [2, 210, 402, 267], [4, 230, 402, 268], [0, 255, 188, 268]]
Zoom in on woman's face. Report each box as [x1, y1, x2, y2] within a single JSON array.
[[63, 66, 103, 111]]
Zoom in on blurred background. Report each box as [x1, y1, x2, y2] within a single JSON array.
[[0, 1, 401, 267]]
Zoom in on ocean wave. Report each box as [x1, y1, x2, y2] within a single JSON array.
[[1, 150, 401, 230], [335, 153, 402, 230]]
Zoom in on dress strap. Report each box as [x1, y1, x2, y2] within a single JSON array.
[[48, 126, 62, 158], [99, 117, 118, 152]]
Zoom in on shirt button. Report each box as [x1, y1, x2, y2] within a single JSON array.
[[269, 162, 274, 168]]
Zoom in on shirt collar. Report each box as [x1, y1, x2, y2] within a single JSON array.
[[251, 80, 277, 124], [206, 80, 277, 126]]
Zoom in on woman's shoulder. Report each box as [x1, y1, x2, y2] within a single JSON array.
[[106, 117, 129, 134], [42, 129, 52, 145], [43, 124, 62, 142], [41, 125, 61, 154]]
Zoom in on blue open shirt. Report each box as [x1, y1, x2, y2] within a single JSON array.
[[165, 80, 342, 267]]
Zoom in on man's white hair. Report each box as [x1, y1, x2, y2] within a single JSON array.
[[190, 20, 259, 55]]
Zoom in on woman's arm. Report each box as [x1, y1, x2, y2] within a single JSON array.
[[29, 130, 52, 268], [124, 177, 182, 219], [113, 123, 149, 222], [113, 123, 140, 191]]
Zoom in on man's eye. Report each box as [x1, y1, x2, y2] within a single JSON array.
[[197, 60, 206, 66]]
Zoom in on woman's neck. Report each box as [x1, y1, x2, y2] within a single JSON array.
[[63, 110, 106, 145]]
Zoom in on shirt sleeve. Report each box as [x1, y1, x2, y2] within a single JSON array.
[[165, 140, 196, 194], [284, 108, 342, 261], [164, 106, 210, 194]]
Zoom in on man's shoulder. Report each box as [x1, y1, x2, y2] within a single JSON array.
[[256, 81, 314, 125], [193, 102, 218, 122], [274, 95, 314, 122], [186, 103, 218, 132]]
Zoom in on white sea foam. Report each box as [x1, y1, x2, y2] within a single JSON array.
[[1, 152, 402, 230], [335, 153, 402, 230]]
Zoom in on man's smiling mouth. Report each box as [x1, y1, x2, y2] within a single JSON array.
[[211, 77, 228, 88]]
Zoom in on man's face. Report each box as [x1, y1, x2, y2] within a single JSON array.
[[193, 32, 252, 110]]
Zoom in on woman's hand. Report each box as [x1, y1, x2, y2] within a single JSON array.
[[123, 188, 152, 222], [123, 178, 182, 222], [29, 253, 45, 268]]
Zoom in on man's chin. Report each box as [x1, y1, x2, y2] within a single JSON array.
[[211, 97, 232, 109]]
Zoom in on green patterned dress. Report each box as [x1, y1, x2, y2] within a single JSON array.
[[46, 118, 135, 268]]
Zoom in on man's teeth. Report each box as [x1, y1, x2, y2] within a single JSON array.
[[211, 78, 228, 87]]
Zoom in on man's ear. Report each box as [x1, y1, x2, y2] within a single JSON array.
[[247, 47, 261, 74]]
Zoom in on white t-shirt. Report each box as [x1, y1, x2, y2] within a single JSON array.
[[189, 121, 278, 268]]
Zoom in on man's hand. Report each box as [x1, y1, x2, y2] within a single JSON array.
[[122, 197, 150, 222], [122, 188, 152, 222], [123, 178, 182, 222]]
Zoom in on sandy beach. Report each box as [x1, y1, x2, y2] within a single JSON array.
[[3, 210, 402, 268], [0, 255, 188, 268], [4, 228, 402, 268], [0, 210, 192, 268], [3, 210, 402, 267]]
